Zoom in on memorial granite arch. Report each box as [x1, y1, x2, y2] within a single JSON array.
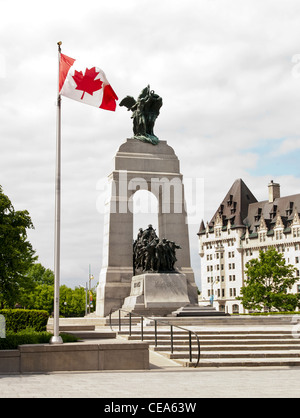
[[96, 138, 198, 317]]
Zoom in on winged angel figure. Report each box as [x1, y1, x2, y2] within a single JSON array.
[[120, 85, 163, 145]]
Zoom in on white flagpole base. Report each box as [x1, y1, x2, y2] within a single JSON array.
[[50, 335, 63, 344]]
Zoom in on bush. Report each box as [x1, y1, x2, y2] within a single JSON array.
[[0, 329, 52, 349], [0, 309, 49, 332], [0, 328, 78, 350]]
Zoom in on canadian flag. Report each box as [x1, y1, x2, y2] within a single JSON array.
[[59, 53, 118, 111]]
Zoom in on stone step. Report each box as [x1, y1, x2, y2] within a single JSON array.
[[47, 316, 140, 330], [152, 347, 300, 367], [180, 357, 300, 368], [47, 323, 118, 340], [118, 329, 292, 336], [152, 343, 300, 351], [61, 331, 117, 339], [56, 325, 95, 331], [198, 338, 300, 345], [124, 335, 300, 345], [47, 324, 96, 333], [144, 315, 299, 326], [171, 305, 228, 317], [123, 333, 295, 341], [118, 326, 300, 367], [165, 350, 300, 359]]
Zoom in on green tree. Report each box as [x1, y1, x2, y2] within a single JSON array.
[[60, 285, 97, 317], [60, 285, 88, 317], [25, 263, 54, 286], [238, 248, 299, 312], [18, 263, 54, 312], [0, 186, 37, 307], [20, 284, 93, 317], [21, 284, 54, 315]]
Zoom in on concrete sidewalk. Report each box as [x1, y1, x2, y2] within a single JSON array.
[[0, 352, 300, 398], [1, 321, 299, 398]]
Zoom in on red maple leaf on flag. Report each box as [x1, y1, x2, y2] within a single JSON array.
[[72, 67, 103, 100]]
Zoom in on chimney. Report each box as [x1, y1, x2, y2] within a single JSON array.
[[268, 180, 280, 203]]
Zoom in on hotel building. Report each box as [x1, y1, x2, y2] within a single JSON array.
[[197, 179, 300, 313]]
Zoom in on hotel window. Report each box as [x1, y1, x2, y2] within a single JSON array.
[[215, 228, 221, 237], [232, 304, 239, 313], [293, 227, 300, 238], [230, 288, 236, 297], [259, 232, 266, 242]]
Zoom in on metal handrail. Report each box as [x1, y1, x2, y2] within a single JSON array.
[[109, 308, 200, 367]]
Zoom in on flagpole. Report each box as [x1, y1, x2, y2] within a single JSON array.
[[50, 41, 63, 344]]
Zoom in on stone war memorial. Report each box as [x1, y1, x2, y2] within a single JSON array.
[[96, 85, 199, 317]]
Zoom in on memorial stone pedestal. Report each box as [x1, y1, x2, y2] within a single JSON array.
[[121, 273, 190, 316]]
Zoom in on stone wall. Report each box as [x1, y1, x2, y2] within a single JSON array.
[[0, 340, 149, 374]]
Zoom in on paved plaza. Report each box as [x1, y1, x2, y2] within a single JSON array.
[[0, 350, 300, 398], [1, 321, 300, 398]]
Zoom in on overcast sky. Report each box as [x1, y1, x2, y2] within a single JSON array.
[[1, 0, 300, 290]]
